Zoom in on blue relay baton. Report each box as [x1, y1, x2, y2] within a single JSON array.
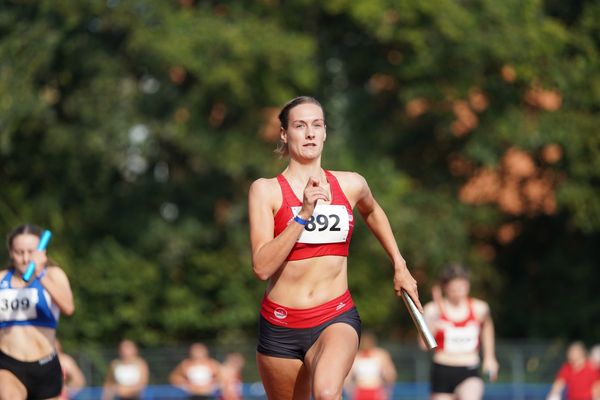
[[23, 230, 52, 282]]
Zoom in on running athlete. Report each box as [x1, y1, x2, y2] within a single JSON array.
[[248, 96, 422, 399], [346, 332, 397, 400], [422, 264, 498, 400], [0, 224, 75, 400], [56, 339, 86, 399], [169, 342, 221, 400], [546, 341, 600, 400], [102, 339, 149, 400], [219, 352, 245, 400]]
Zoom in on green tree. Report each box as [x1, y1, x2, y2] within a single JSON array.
[[0, 0, 598, 345]]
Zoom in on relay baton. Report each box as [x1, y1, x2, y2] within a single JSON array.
[[23, 230, 52, 282], [402, 289, 438, 350]]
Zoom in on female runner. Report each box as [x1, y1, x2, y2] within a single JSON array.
[[248, 96, 422, 399], [422, 264, 498, 400], [346, 331, 397, 400], [0, 224, 75, 400]]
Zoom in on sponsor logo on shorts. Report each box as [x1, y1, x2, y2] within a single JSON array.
[[38, 352, 56, 365], [336, 302, 346, 311], [274, 307, 288, 319]]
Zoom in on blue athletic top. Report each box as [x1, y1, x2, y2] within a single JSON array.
[[0, 269, 60, 329]]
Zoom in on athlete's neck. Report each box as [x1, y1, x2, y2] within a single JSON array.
[[10, 267, 24, 278], [572, 359, 586, 370], [284, 159, 326, 186], [445, 297, 468, 308]]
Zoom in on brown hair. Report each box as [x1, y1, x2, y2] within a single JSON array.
[[6, 224, 56, 268], [6, 224, 43, 251], [439, 263, 470, 286], [275, 96, 324, 157]]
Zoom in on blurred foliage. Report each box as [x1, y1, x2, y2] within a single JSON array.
[[0, 0, 598, 346]]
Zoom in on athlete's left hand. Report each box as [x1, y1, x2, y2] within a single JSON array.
[[483, 357, 499, 382], [393, 260, 423, 313]]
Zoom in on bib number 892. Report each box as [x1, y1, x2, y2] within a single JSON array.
[[305, 214, 341, 232]]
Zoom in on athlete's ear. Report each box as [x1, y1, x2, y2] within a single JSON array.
[[280, 127, 287, 144]]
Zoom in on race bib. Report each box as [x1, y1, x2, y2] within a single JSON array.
[[0, 288, 38, 322], [291, 205, 350, 244], [444, 324, 479, 353]]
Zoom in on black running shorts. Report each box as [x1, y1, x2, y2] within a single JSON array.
[[0, 350, 63, 400], [257, 307, 361, 360], [430, 362, 481, 394]]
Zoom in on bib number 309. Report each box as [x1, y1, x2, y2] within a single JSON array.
[[0, 288, 38, 322], [291, 205, 350, 244]]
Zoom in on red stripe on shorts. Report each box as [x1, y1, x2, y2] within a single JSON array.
[[260, 290, 354, 328]]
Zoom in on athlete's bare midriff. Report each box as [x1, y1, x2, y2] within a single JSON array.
[[266, 255, 349, 309], [0, 325, 56, 361], [433, 350, 481, 367]]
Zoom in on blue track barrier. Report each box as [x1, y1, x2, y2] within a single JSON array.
[[70, 382, 552, 400]]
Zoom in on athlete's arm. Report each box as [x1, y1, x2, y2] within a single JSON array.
[[62, 354, 86, 390], [169, 361, 188, 387], [219, 363, 239, 399], [29, 250, 75, 315], [136, 359, 149, 391], [419, 302, 439, 350], [592, 380, 600, 400], [249, 177, 328, 280], [379, 349, 397, 385], [40, 266, 75, 315], [480, 301, 499, 381], [101, 363, 117, 400], [545, 378, 565, 400], [353, 173, 423, 312]]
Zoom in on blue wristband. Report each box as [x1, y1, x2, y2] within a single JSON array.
[[37, 268, 47, 280], [293, 215, 308, 226]]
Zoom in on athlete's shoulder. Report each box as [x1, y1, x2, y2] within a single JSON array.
[[249, 177, 280, 197], [373, 347, 392, 358], [423, 301, 440, 316], [0, 269, 9, 281], [470, 297, 489, 308], [137, 356, 149, 368], [250, 176, 276, 188], [328, 170, 367, 192], [46, 265, 68, 279], [328, 170, 364, 183], [470, 297, 490, 319]]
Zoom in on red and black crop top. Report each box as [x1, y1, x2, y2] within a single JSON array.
[[273, 170, 354, 261]]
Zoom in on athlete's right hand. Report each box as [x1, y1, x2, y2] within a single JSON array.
[[30, 250, 48, 277], [299, 176, 329, 219], [394, 261, 423, 313]]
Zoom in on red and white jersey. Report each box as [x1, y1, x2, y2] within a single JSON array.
[[434, 298, 481, 354]]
